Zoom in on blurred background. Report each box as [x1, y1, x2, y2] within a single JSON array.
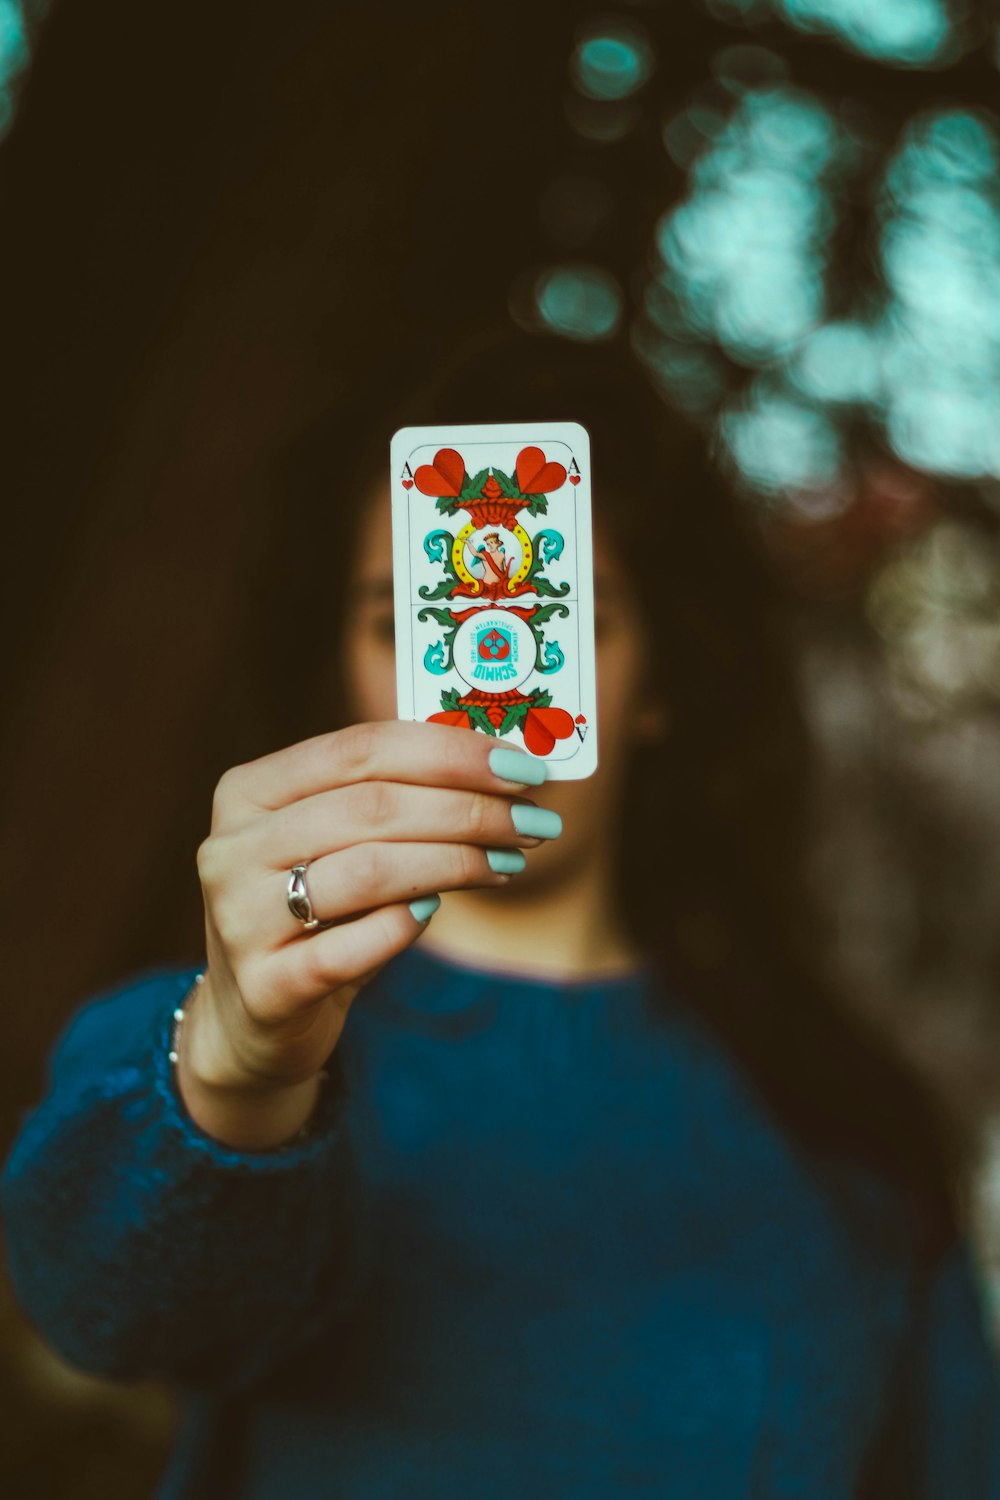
[[3, 0, 1000, 1492]]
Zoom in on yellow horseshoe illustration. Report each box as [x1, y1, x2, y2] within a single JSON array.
[[454, 522, 534, 594]]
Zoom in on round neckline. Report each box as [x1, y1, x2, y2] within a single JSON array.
[[403, 937, 653, 997]]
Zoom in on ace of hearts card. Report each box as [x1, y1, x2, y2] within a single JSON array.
[[390, 422, 597, 779]]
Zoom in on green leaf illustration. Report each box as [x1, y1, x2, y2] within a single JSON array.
[[464, 467, 490, 497], [466, 705, 497, 737], [499, 703, 529, 736], [418, 580, 457, 601], [418, 605, 458, 626], [531, 602, 571, 626]]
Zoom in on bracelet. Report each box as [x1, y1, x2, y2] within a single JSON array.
[[168, 971, 204, 1065], [167, 970, 328, 1145]]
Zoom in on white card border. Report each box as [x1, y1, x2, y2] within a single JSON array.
[[390, 421, 597, 780]]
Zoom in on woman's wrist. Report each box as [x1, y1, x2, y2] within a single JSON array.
[[172, 973, 327, 1151]]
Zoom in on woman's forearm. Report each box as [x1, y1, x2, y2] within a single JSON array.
[[1, 968, 362, 1391]]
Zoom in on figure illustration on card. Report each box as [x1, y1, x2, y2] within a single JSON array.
[[465, 531, 516, 598]]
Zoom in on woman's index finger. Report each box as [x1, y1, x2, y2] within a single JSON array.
[[225, 720, 548, 814]]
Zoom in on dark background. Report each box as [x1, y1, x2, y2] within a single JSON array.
[[3, 1, 1000, 1493]]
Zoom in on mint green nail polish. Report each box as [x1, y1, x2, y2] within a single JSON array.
[[488, 747, 547, 786], [486, 848, 527, 875], [511, 804, 562, 840], [409, 893, 441, 923]]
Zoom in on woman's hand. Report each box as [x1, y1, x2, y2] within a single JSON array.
[[177, 722, 552, 1148]]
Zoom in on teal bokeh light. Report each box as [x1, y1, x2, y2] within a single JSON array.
[[644, 83, 1000, 492], [738, 87, 839, 169], [877, 109, 1000, 478], [780, 0, 952, 66], [655, 87, 837, 364], [571, 24, 654, 101], [701, 0, 956, 68], [721, 392, 842, 494], [0, 0, 29, 92], [887, 386, 1000, 478], [887, 110, 999, 197], [791, 322, 883, 404], [547, 10, 1000, 497], [0, 0, 53, 142], [534, 265, 624, 341]]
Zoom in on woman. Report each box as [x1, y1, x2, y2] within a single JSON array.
[[3, 334, 999, 1498]]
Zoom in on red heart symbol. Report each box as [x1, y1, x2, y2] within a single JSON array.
[[402, 478, 414, 489], [414, 448, 466, 498], [516, 447, 567, 496], [523, 706, 575, 757], [569, 473, 581, 485], [575, 714, 587, 724]]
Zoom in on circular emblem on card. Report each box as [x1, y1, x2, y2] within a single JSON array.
[[453, 609, 536, 694]]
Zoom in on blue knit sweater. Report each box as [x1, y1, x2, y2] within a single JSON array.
[[3, 946, 999, 1498]]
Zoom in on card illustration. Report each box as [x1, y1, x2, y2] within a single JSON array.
[[391, 423, 597, 779]]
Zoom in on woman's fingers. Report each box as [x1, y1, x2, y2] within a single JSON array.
[[257, 900, 438, 1020], [300, 839, 515, 926], [219, 841, 521, 955], [207, 837, 523, 961], [213, 721, 546, 826], [251, 781, 559, 869]]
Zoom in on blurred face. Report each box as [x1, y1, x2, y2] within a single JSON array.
[[342, 485, 662, 881]]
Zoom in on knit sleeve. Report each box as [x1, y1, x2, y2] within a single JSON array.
[[862, 1235, 1000, 1496], [0, 966, 367, 1393]]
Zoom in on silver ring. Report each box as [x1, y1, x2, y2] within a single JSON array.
[[287, 863, 321, 930]]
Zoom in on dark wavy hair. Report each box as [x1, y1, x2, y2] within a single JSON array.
[[259, 326, 959, 1260]]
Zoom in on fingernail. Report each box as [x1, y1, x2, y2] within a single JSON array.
[[408, 894, 441, 924], [486, 848, 527, 875], [488, 747, 547, 786], [510, 804, 562, 840]]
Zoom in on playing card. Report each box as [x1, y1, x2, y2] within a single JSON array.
[[390, 422, 597, 779]]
